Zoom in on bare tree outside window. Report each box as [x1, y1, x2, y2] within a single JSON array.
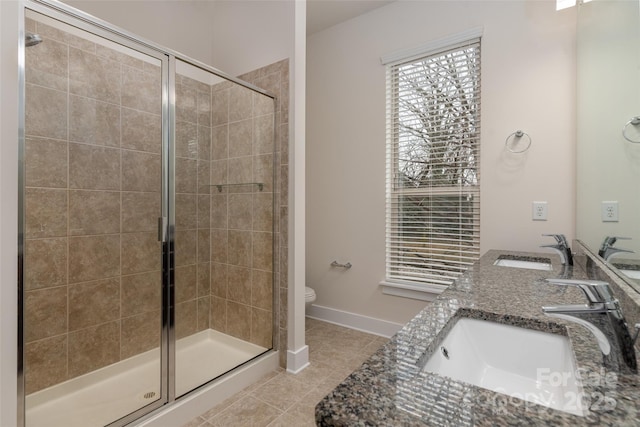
[[387, 41, 480, 286]]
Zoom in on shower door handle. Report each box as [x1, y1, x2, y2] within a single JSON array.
[[158, 216, 168, 242]]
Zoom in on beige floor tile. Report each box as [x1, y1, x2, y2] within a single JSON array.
[[182, 319, 380, 427]]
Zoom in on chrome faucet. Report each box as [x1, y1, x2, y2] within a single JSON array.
[[598, 236, 634, 262], [541, 234, 573, 266], [542, 279, 639, 373]]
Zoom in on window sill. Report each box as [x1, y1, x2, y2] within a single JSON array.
[[379, 280, 447, 302]]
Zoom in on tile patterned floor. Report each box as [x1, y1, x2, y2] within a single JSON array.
[[182, 318, 389, 427]]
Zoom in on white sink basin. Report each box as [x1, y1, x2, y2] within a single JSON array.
[[620, 269, 640, 280], [422, 317, 585, 416], [493, 258, 552, 271]]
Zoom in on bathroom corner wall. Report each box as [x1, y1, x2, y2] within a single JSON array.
[[23, 18, 163, 393]]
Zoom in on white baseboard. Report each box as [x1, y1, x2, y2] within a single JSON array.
[[286, 345, 310, 374], [306, 304, 404, 338]]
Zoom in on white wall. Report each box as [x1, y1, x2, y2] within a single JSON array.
[[306, 1, 577, 324]]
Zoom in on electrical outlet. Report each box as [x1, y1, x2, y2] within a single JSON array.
[[602, 201, 619, 222], [532, 201, 548, 221]]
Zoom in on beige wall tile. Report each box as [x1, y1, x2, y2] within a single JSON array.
[[68, 234, 120, 283], [252, 231, 273, 271], [69, 95, 120, 147], [121, 271, 162, 317], [24, 335, 68, 394], [198, 229, 210, 264], [228, 194, 253, 231], [211, 89, 229, 126], [176, 158, 198, 194], [176, 300, 198, 339], [122, 150, 161, 192], [197, 263, 210, 297], [25, 238, 67, 290], [121, 310, 161, 359], [197, 90, 212, 127], [198, 195, 210, 229], [210, 194, 228, 229], [253, 91, 275, 118], [176, 83, 197, 124], [210, 160, 228, 187], [69, 47, 121, 104], [253, 154, 274, 192], [228, 119, 252, 158], [252, 269, 273, 311], [175, 264, 197, 303], [227, 265, 251, 305], [121, 232, 161, 275], [95, 44, 144, 70], [228, 157, 253, 185], [25, 84, 67, 140], [68, 321, 120, 378], [69, 190, 120, 236], [25, 188, 67, 239], [176, 121, 198, 159], [69, 277, 120, 331], [251, 308, 273, 348], [36, 22, 96, 52], [122, 192, 160, 233], [210, 296, 226, 333], [25, 137, 68, 188], [121, 65, 161, 114], [176, 229, 197, 266], [197, 160, 211, 195], [176, 193, 197, 230], [253, 192, 273, 232], [197, 297, 210, 331], [25, 37, 68, 91], [24, 286, 67, 342], [279, 287, 287, 330], [69, 143, 121, 190], [280, 123, 289, 165], [210, 262, 227, 299], [226, 301, 250, 341], [198, 126, 211, 161], [228, 86, 252, 122], [210, 229, 228, 264], [122, 108, 162, 154], [253, 114, 274, 156], [211, 125, 228, 160], [228, 230, 251, 267]]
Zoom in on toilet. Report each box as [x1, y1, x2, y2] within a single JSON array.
[[305, 286, 316, 311]]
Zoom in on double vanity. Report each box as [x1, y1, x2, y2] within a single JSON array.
[[315, 243, 640, 425]]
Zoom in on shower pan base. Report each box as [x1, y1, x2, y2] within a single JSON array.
[[25, 330, 267, 427]]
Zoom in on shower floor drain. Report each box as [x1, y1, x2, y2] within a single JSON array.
[[142, 391, 156, 400]]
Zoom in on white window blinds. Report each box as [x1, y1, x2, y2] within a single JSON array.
[[385, 37, 481, 287]]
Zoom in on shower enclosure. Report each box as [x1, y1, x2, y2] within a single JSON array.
[[19, 1, 279, 426]]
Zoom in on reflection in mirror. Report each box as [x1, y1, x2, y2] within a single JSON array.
[[576, 0, 640, 289]]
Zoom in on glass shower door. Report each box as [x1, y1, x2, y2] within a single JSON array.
[[22, 8, 167, 427], [173, 59, 274, 396]]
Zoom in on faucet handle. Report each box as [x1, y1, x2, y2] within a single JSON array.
[[545, 279, 615, 306], [542, 234, 569, 246]]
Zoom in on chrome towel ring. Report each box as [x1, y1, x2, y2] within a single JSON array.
[[505, 130, 531, 154], [622, 116, 640, 143]]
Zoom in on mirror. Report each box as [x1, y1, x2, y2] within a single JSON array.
[[576, 0, 640, 290]]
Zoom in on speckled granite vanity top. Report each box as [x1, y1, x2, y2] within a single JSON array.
[[315, 248, 640, 426]]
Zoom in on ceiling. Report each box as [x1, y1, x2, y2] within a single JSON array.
[[306, 0, 395, 35]]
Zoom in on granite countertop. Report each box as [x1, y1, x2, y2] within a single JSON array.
[[315, 248, 640, 426]]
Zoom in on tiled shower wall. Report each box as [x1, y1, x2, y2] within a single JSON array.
[[23, 19, 163, 394], [238, 59, 289, 367], [23, 14, 290, 394]]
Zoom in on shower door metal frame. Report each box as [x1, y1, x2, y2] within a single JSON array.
[[17, 1, 278, 426], [17, 1, 173, 426]]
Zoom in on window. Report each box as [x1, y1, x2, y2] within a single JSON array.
[[383, 35, 481, 292]]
